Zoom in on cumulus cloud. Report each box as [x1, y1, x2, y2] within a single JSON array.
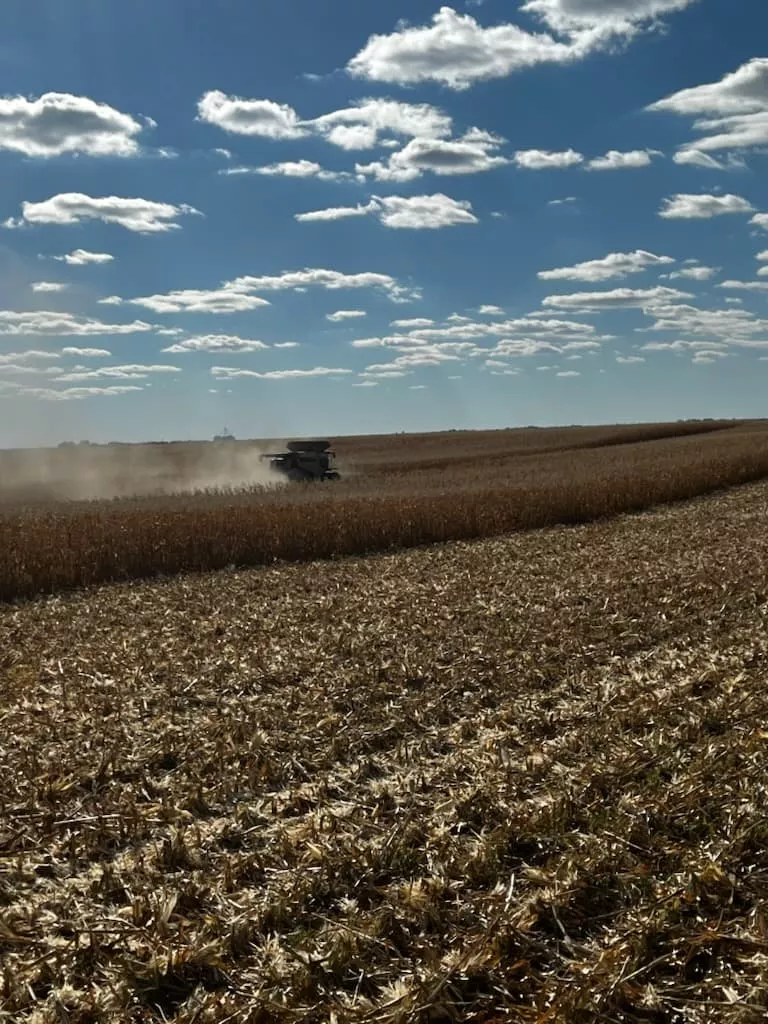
[[345, 5, 697, 89], [556, 369, 580, 376], [0, 311, 154, 336], [478, 304, 505, 315], [664, 264, 718, 281], [53, 364, 179, 383], [31, 281, 67, 292], [51, 248, 115, 265], [672, 150, 745, 170], [161, 334, 269, 353], [114, 288, 271, 315], [222, 159, 351, 182], [20, 385, 143, 401], [326, 310, 367, 322], [586, 149, 659, 170], [538, 250, 673, 282], [543, 285, 692, 309], [307, 98, 453, 148], [0, 91, 146, 157], [295, 203, 372, 223], [356, 129, 507, 181], [211, 365, 353, 379], [391, 317, 435, 328], [197, 91, 306, 139], [648, 58, 768, 154], [658, 193, 755, 219], [717, 279, 768, 292], [9, 193, 201, 233], [297, 193, 478, 229], [61, 347, 111, 357], [751, 213, 768, 231], [514, 148, 583, 169], [119, 268, 418, 315]]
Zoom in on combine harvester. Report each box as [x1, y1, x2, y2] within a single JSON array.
[[261, 440, 341, 483]]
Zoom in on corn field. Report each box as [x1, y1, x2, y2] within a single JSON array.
[[1, 420, 767, 602]]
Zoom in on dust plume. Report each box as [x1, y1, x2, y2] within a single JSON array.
[[0, 440, 286, 505]]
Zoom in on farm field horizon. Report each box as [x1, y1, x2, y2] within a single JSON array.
[[3, 480, 768, 1021]]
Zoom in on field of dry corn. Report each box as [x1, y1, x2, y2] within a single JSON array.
[[2, 420, 768, 601], [2, 476, 768, 1022]]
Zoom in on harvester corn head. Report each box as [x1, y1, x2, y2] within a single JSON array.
[[260, 440, 341, 482]]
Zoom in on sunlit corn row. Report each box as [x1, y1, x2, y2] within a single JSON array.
[[3, 426, 768, 601]]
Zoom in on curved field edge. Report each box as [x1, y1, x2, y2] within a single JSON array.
[[2, 482, 768, 1021], [3, 425, 768, 602]]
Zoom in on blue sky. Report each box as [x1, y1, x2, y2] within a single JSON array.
[[1, 0, 768, 446]]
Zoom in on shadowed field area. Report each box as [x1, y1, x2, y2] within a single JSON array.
[[2, 481, 768, 1021], [1, 419, 768, 600]]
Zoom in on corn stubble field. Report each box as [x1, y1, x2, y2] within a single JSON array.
[[2, 422, 768, 1022]]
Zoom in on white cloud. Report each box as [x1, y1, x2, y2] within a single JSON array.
[[273, 341, 300, 348], [20, 385, 143, 401], [648, 58, 768, 154], [327, 309, 367, 322], [61, 347, 111, 357], [211, 365, 353, 379], [214, 147, 232, 159], [478, 304, 505, 315], [586, 149, 659, 170], [51, 248, 115, 265], [543, 285, 692, 309], [514, 148, 583, 169], [409, 384, 427, 390], [751, 213, 768, 231], [346, 8, 577, 89], [548, 196, 578, 205], [757, 250, 768, 261], [538, 250, 673, 282], [295, 203, 371, 223], [229, 268, 417, 301], [658, 193, 754, 219], [0, 349, 60, 364], [0, 91, 145, 157], [356, 129, 507, 181], [297, 193, 478, 230], [556, 370, 580, 377], [118, 288, 271, 314], [308, 98, 453, 148], [161, 334, 269, 353], [353, 379, 379, 387], [0, 311, 154, 336], [197, 91, 306, 139], [664, 265, 718, 281], [11, 193, 200, 233], [522, 0, 697, 32], [374, 193, 477, 229], [616, 354, 645, 363], [672, 150, 744, 170], [31, 281, 67, 292], [717, 279, 768, 292], [346, 4, 697, 90], [221, 159, 351, 182], [391, 318, 435, 328], [121, 268, 417, 315], [53, 363, 179, 382]]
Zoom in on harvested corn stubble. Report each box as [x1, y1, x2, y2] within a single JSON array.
[[2, 480, 768, 1021]]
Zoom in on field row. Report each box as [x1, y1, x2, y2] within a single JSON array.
[[2, 482, 768, 1020]]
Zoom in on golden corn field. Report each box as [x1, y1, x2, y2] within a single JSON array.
[[1, 419, 767, 601], [3, 423, 768, 1022]]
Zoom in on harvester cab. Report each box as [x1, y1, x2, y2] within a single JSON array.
[[261, 440, 341, 482]]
